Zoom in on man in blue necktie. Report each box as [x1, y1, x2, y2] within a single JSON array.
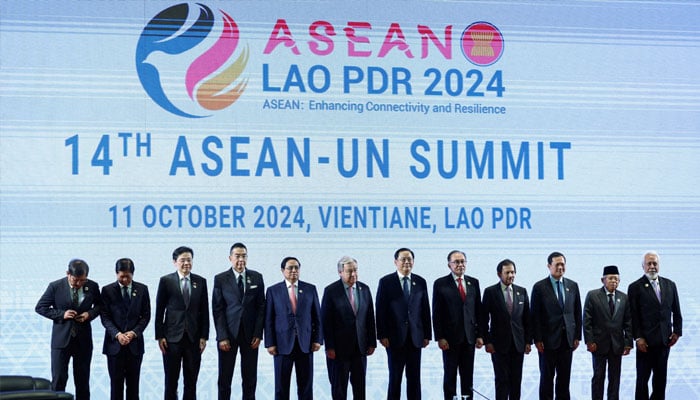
[[530, 252, 582, 400]]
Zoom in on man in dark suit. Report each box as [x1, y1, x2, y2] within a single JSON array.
[[155, 246, 210, 400], [321, 256, 377, 400], [530, 251, 582, 400], [212, 242, 266, 400], [482, 259, 531, 400], [583, 265, 632, 400], [265, 256, 323, 400], [100, 258, 151, 400], [628, 251, 682, 400], [432, 250, 483, 400], [36, 259, 102, 400], [375, 248, 431, 400]]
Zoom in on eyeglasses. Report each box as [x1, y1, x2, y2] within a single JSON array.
[[231, 253, 248, 259], [397, 257, 413, 263], [449, 260, 466, 265], [285, 265, 300, 271]]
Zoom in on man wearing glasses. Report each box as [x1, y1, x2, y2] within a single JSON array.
[[212, 242, 266, 400], [265, 256, 322, 399], [321, 256, 377, 400], [36, 258, 102, 399], [432, 250, 484, 400], [155, 246, 210, 400], [376, 248, 431, 400]]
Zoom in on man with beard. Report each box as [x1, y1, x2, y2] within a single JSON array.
[[628, 251, 682, 400]]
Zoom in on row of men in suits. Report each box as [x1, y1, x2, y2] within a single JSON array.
[[35, 248, 682, 400]]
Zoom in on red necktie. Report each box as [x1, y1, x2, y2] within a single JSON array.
[[457, 277, 466, 302]]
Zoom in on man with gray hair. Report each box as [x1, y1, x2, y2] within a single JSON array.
[[628, 251, 682, 400], [321, 256, 377, 400]]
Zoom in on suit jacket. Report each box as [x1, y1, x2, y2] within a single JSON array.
[[264, 280, 322, 355], [321, 279, 377, 359], [531, 276, 582, 349], [375, 273, 431, 348], [36, 277, 102, 349], [100, 280, 151, 356], [628, 275, 682, 347], [432, 273, 481, 346], [155, 272, 209, 343], [482, 282, 531, 353], [583, 287, 632, 355], [212, 268, 265, 343]]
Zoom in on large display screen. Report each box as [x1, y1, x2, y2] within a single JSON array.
[[1, 1, 698, 398]]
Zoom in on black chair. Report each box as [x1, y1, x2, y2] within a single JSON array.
[[0, 376, 74, 399]]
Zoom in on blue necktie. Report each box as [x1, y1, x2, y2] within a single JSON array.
[[556, 281, 564, 308], [402, 276, 410, 301]]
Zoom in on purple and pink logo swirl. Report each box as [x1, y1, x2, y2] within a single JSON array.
[[136, 3, 248, 118]]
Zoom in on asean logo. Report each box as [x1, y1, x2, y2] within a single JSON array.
[[136, 3, 248, 118], [461, 22, 503, 66]]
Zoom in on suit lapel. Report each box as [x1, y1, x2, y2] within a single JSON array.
[[447, 274, 462, 302], [511, 285, 521, 315], [612, 290, 624, 319], [596, 288, 612, 319], [562, 278, 570, 309], [658, 277, 668, 304], [285, 281, 295, 313], [356, 283, 366, 316], [173, 272, 188, 308], [342, 281, 354, 314], [644, 277, 660, 303], [226, 269, 244, 301]]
